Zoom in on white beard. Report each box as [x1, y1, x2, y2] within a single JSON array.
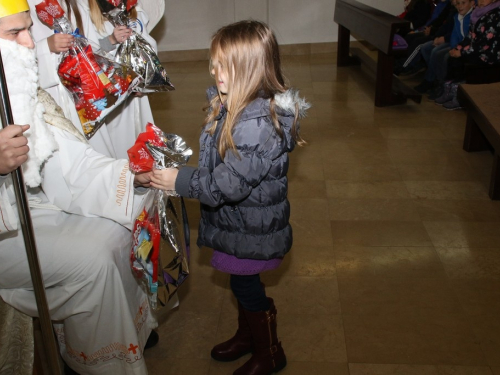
[[0, 37, 58, 188]]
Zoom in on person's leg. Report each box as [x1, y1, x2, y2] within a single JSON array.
[[230, 274, 287, 375], [420, 40, 436, 65], [230, 274, 269, 312], [211, 274, 268, 362], [0, 210, 154, 375]]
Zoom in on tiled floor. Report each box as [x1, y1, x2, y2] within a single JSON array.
[[145, 52, 500, 375]]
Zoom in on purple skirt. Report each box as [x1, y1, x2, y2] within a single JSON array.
[[211, 250, 283, 275]]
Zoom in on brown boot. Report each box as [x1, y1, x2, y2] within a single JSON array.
[[233, 298, 286, 375], [211, 301, 253, 361]]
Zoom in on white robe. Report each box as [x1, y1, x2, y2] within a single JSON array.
[[28, 0, 156, 160], [0, 37, 154, 375]]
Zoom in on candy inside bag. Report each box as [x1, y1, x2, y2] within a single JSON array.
[[96, 0, 175, 93], [35, 0, 142, 139], [129, 123, 192, 309]]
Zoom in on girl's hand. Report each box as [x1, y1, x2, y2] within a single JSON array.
[[47, 33, 75, 53], [109, 26, 132, 44], [134, 171, 153, 188], [150, 168, 179, 191]]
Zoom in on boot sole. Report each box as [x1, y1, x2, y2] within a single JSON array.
[[210, 349, 253, 362], [273, 358, 287, 373]]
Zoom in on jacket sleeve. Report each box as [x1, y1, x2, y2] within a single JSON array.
[[178, 118, 280, 207], [41, 127, 149, 229]]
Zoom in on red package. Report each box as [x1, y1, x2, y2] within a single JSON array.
[[127, 123, 165, 173], [35, 0, 64, 27]]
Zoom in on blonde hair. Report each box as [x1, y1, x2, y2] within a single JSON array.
[[206, 20, 303, 159], [88, 0, 138, 33]]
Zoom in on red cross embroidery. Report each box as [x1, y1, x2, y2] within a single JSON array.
[[128, 343, 139, 354], [139, 306, 143, 315], [80, 352, 87, 361]]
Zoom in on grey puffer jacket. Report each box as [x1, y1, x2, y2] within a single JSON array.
[[176, 86, 309, 260]]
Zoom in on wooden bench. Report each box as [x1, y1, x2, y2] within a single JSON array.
[[459, 82, 500, 199], [334, 0, 422, 107]]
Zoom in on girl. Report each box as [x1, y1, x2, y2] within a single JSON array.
[[151, 20, 309, 375], [28, 0, 156, 159]]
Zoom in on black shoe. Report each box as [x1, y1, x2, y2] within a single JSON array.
[[414, 80, 434, 94], [145, 330, 159, 350], [428, 85, 444, 100]]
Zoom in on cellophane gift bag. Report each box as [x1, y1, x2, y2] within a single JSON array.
[[129, 123, 192, 310], [96, 0, 175, 93], [35, 0, 142, 139]]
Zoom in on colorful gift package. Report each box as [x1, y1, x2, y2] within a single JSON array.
[[129, 123, 192, 309], [35, 0, 142, 139], [96, 0, 175, 93]]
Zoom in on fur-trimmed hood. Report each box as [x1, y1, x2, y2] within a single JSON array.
[[206, 86, 309, 152], [207, 85, 310, 121]]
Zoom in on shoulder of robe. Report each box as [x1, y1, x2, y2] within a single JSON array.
[[38, 89, 88, 144]]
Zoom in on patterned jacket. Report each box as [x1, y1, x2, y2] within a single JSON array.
[[458, 6, 500, 64]]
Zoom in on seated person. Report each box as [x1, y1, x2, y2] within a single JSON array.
[[396, 0, 453, 75], [439, 0, 500, 109], [0, 2, 157, 374], [413, 0, 473, 94]]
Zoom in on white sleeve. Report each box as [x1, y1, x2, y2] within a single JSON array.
[[135, 7, 158, 52], [41, 128, 150, 229], [137, 0, 164, 33], [0, 176, 18, 233]]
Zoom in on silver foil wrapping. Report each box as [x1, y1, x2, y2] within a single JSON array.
[[97, 0, 175, 92], [150, 133, 192, 309]]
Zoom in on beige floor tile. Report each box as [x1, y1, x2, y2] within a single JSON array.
[[266, 244, 337, 277], [259, 275, 341, 315], [337, 275, 461, 316], [334, 246, 445, 278], [379, 127, 448, 140], [449, 279, 500, 317], [279, 313, 347, 362], [288, 158, 326, 181], [405, 181, 490, 200], [349, 363, 494, 375], [319, 139, 393, 166], [331, 221, 433, 247], [326, 181, 410, 199], [146, 310, 219, 360], [435, 247, 500, 280], [145, 358, 210, 375], [290, 219, 334, 247], [469, 317, 500, 366], [278, 362, 349, 375], [289, 198, 330, 221], [342, 312, 485, 365], [415, 200, 500, 222], [424, 222, 500, 248], [288, 180, 327, 199], [323, 163, 401, 182], [396, 163, 478, 181], [328, 198, 420, 221], [310, 123, 384, 139]]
